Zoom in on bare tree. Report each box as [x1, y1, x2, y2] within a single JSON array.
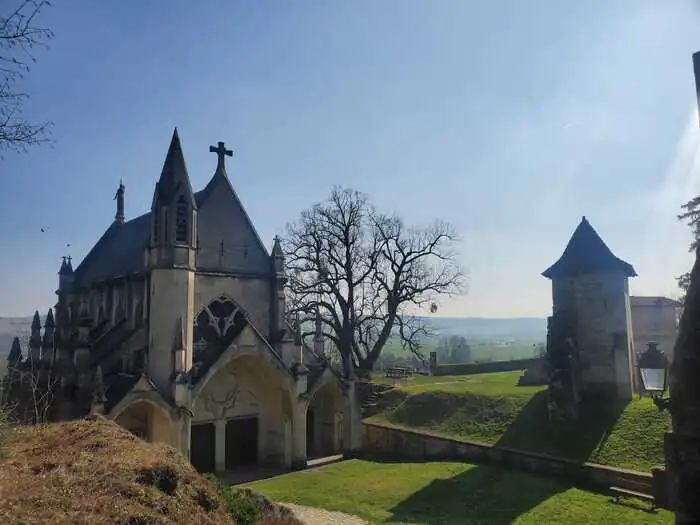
[[284, 187, 465, 379], [0, 0, 54, 154], [1, 331, 58, 424]]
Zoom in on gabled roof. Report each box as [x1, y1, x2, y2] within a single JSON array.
[[72, 134, 271, 287], [542, 217, 636, 279]]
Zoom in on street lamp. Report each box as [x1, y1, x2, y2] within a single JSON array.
[[637, 341, 669, 401]]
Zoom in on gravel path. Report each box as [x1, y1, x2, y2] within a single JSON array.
[[281, 503, 370, 525]]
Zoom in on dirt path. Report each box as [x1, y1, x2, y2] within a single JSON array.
[[281, 503, 370, 525]]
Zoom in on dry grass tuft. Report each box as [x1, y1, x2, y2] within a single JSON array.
[[0, 417, 234, 524]]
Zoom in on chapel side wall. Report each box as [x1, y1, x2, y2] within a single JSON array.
[[194, 275, 271, 339]]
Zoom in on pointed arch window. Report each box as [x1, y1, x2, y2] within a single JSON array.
[[192, 296, 247, 363], [175, 195, 188, 243]]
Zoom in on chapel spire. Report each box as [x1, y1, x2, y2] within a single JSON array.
[[152, 127, 196, 209], [149, 128, 197, 248]]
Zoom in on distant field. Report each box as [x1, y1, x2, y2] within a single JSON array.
[[382, 338, 541, 363]]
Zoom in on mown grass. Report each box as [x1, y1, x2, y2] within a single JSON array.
[[248, 459, 672, 524], [369, 371, 670, 472]]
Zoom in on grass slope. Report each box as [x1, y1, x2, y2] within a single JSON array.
[[371, 371, 670, 472], [249, 459, 672, 524]]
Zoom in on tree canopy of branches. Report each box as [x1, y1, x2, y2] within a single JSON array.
[[435, 335, 472, 365], [284, 187, 465, 379], [0, 0, 53, 154], [676, 195, 700, 299]]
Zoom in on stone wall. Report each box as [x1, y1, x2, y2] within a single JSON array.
[[362, 421, 653, 496], [432, 358, 538, 377]]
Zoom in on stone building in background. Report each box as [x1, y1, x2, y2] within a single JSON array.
[[2, 129, 361, 473]]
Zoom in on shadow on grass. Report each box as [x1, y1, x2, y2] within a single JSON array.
[[384, 390, 628, 524]]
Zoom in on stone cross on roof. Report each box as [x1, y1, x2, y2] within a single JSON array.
[[209, 141, 233, 173]]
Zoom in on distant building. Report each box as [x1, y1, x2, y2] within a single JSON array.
[[629, 296, 681, 364]]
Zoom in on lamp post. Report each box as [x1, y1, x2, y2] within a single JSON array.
[[637, 342, 669, 401]]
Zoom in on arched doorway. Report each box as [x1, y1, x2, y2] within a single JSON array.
[[112, 400, 175, 445], [306, 379, 344, 459], [191, 351, 295, 473]]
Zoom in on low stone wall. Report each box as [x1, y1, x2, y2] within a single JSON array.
[[362, 421, 653, 496], [432, 358, 538, 376]]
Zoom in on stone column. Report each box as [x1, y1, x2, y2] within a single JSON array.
[[291, 404, 307, 470], [179, 412, 191, 461], [215, 419, 227, 472], [342, 380, 363, 457]]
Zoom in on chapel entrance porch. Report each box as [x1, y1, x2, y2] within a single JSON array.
[[190, 347, 298, 473], [190, 415, 261, 474]]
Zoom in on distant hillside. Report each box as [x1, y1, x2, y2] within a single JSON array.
[[420, 316, 546, 343], [0, 316, 33, 356], [0, 315, 547, 358]]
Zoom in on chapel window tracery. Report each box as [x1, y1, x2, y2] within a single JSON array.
[[192, 296, 247, 364]]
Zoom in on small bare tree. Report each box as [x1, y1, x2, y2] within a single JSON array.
[[284, 187, 465, 378], [2, 331, 58, 424], [1, 0, 54, 154]]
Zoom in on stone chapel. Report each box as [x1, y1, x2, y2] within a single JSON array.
[[3, 129, 361, 473]]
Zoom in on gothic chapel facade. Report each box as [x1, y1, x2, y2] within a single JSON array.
[[6, 129, 360, 473]]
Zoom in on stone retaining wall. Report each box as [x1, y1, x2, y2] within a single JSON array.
[[432, 358, 538, 376], [362, 421, 654, 496]]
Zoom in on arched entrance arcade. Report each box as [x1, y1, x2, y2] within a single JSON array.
[[189, 346, 297, 473]]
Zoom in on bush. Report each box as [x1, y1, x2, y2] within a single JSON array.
[[206, 475, 301, 525]]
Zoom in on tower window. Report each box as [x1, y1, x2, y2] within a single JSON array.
[[175, 195, 188, 243]]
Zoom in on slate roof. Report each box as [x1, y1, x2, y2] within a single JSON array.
[[72, 132, 273, 287], [542, 216, 637, 279]]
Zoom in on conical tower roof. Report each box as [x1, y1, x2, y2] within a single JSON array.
[[153, 128, 196, 208], [542, 217, 636, 279]]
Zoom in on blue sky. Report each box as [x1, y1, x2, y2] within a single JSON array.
[[1, 0, 700, 318]]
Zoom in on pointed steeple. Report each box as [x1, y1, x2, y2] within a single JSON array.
[[149, 128, 197, 249], [66, 256, 73, 273], [44, 308, 55, 329], [272, 235, 285, 275], [8, 336, 22, 363], [153, 128, 196, 208], [542, 216, 637, 279], [31, 310, 41, 332]]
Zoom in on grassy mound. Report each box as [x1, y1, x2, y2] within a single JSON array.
[[371, 372, 670, 472], [0, 416, 300, 524]]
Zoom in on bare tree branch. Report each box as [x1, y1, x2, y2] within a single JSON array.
[[284, 187, 466, 378], [0, 0, 54, 155]]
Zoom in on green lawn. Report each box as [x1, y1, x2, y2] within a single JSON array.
[[369, 371, 670, 472], [248, 459, 672, 524]]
